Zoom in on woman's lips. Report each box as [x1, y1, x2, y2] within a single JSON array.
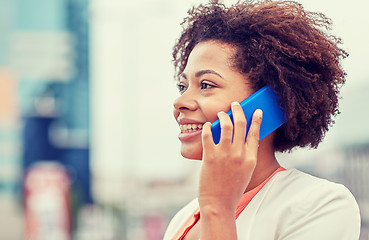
[[178, 129, 202, 141]]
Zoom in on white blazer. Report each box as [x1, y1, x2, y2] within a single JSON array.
[[164, 169, 361, 240]]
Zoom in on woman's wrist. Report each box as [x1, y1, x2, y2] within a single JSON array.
[[200, 203, 236, 223], [200, 205, 237, 240]]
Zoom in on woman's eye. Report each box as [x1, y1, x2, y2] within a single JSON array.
[[177, 83, 187, 92], [201, 82, 214, 89]]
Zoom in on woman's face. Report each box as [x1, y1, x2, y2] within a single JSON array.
[[173, 40, 254, 160]]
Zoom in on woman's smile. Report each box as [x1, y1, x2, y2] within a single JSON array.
[[177, 118, 204, 141], [178, 127, 203, 142], [180, 123, 203, 133]]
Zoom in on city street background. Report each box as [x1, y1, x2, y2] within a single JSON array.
[[0, 0, 369, 239]]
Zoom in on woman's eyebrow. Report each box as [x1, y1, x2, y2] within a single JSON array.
[[179, 69, 224, 80], [195, 69, 224, 79], [179, 73, 187, 79]]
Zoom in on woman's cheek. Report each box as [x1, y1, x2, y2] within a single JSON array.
[[204, 103, 232, 122]]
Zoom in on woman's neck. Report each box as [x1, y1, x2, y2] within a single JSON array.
[[244, 135, 279, 193]]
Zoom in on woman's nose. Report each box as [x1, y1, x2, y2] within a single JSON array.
[[173, 90, 198, 111]]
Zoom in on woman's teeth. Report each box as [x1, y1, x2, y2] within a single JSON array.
[[180, 124, 203, 133]]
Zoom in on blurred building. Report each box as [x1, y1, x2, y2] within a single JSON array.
[[88, 1, 201, 239], [0, 0, 91, 239], [0, 0, 23, 239], [342, 143, 369, 239]]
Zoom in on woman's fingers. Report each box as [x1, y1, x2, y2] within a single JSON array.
[[202, 122, 215, 151], [217, 111, 234, 145], [244, 109, 263, 162], [231, 102, 247, 147], [202, 106, 262, 162]]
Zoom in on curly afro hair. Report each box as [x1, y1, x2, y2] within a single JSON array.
[[173, 0, 348, 152]]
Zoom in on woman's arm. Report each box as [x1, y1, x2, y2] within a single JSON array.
[[198, 102, 263, 240]]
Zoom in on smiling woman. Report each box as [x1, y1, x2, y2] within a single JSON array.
[[164, 1, 361, 240]]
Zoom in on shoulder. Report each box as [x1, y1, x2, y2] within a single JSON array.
[[163, 198, 199, 240], [274, 168, 358, 207], [259, 168, 361, 239]]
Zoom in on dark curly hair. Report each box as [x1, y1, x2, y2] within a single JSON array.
[[173, 0, 348, 152]]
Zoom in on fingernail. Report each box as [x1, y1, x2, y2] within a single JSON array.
[[231, 101, 240, 107], [255, 109, 263, 118], [202, 122, 210, 129]]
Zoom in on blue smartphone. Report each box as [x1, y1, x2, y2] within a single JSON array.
[[211, 86, 286, 144]]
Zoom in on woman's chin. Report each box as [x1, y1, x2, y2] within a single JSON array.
[[180, 149, 202, 160]]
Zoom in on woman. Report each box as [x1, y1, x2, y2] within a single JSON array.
[[164, 1, 360, 239]]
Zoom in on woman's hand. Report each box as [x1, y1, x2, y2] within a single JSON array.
[[198, 102, 263, 239]]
